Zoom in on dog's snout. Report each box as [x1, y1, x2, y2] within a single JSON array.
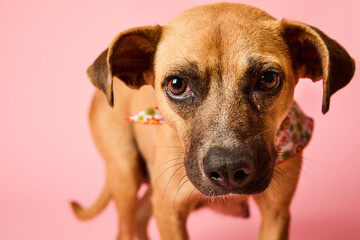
[[203, 147, 253, 190]]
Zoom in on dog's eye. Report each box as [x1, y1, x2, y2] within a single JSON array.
[[259, 72, 281, 90], [166, 77, 191, 96]]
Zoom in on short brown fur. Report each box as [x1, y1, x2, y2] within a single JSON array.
[[72, 3, 355, 240]]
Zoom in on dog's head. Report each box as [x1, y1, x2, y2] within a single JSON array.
[[87, 3, 355, 196]]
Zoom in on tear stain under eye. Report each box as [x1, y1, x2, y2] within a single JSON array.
[[165, 96, 197, 120], [250, 91, 280, 112]]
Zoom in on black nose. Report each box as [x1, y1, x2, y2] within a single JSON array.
[[203, 147, 253, 190]]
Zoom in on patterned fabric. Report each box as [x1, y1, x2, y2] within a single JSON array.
[[127, 102, 313, 164], [126, 107, 165, 125], [275, 102, 313, 164]]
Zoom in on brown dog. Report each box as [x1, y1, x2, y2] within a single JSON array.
[[71, 3, 355, 240]]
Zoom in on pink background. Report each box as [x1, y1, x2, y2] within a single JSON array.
[[1, 0, 359, 239]]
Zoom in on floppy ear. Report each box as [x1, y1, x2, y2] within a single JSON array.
[[86, 25, 162, 107], [281, 20, 355, 114]]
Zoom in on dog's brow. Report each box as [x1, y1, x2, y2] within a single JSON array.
[[248, 56, 283, 69], [245, 57, 284, 79], [166, 61, 201, 80]]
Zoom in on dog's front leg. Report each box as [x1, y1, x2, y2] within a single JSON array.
[[151, 167, 191, 240], [150, 125, 199, 240], [151, 193, 189, 240], [254, 155, 302, 240]]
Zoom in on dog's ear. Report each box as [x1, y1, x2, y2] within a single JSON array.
[[86, 25, 162, 107], [281, 20, 355, 113]]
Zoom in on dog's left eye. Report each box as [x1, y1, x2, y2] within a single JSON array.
[[259, 72, 281, 90], [165, 77, 191, 96]]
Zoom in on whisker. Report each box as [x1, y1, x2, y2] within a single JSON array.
[[276, 149, 327, 176], [256, 191, 267, 204], [173, 175, 188, 208], [155, 146, 184, 148], [174, 178, 190, 208], [187, 187, 196, 212], [267, 184, 275, 197], [177, 174, 188, 189], [248, 128, 272, 143], [154, 163, 184, 183], [302, 156, 329, 169], [274, 166, 289, 181], [167, 151, 186, 155], [284, 155, 315, 186], [272, 170, 284, 189], [150, 158, 184, 174], [162, 165, 185, 200]]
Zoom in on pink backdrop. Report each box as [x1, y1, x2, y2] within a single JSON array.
[[1, 0, 359, 239]]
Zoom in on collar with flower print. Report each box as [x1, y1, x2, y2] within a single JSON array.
[[126, 101, 313, 164]]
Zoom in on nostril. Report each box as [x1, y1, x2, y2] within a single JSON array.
[[232, 168, 251, 184], [209, 171, 222, 182]]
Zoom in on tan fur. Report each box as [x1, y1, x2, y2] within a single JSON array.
[[72, 3, 355, 240]]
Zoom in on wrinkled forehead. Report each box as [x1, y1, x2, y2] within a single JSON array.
[[155, 6, 288, 77]]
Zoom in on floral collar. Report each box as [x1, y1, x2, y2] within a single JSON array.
[[127, 102, 313, 164]]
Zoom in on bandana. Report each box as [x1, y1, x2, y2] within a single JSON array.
[[127, 102, 313, 164]]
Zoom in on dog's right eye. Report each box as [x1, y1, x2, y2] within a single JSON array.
[[165, 77, 191, 97]]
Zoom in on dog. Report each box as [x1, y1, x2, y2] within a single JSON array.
[[71, 2, 355, 239]]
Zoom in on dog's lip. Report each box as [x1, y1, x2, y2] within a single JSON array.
[[199, 188, 259, 196], [216, 185, 269, 196], [198, 184, 267, 196]]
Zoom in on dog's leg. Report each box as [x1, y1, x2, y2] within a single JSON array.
[[151, 186, 193, 240], [254, 154, 302, 240], [150, 125, 200, 240], [136, 187, 152, 240], [89, 90, 143, 240], [108, 158, 141, 240]]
